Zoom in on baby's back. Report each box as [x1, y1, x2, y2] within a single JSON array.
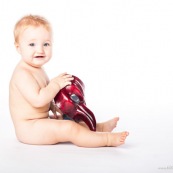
[[9, 62, 50, 125]]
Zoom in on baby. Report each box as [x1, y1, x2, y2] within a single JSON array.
[[9, 14, 129, 147]]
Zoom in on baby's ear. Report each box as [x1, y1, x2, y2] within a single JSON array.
[[14, 42, 21, 54]]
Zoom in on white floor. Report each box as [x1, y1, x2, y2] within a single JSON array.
[[1, 107, 173, 173]]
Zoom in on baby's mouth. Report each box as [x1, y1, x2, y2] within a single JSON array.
[[35, 56, 45, 58]]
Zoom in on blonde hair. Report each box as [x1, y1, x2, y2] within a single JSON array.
[[14, 14, 52, 44]]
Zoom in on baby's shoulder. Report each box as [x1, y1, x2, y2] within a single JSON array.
[[14, 66, 32, 78], [11, 65, 35, 86]]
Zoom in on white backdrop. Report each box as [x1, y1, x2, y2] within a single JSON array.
[[1, 1, 173, 172], [0, 0, 173, 141]]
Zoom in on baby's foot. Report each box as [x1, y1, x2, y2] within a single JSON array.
[[107, 131, 129, 147], [97, 117, 119, 132]]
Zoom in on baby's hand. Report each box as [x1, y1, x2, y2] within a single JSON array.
[[51, 72, 74, 90]]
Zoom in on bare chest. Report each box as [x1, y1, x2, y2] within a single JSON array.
[[33, 70, 49, 88]]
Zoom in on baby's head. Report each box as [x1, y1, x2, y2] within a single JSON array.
[[14, 14, 52, 44]]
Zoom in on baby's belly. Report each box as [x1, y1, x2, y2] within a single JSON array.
[[10, 105, 49, 123], [24, 112, 49, 120]]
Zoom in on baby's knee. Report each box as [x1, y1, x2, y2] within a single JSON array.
[[67, 120, 80, 130], [65, 121, 81, 137], [51, 119, 77, 132]]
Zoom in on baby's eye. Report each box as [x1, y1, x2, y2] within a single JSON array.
[[29, 43, 35, 47], [44, 43, 50, 47]]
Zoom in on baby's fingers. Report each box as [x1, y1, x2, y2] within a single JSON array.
[[62, 74, 74, 82]]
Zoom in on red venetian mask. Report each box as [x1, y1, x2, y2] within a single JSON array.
[[54, 75, 96, 131]]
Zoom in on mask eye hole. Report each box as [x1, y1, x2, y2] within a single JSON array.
[[70, 94, 80, 103]]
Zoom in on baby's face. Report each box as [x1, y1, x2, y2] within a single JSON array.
[[16, 26, 52, 67]]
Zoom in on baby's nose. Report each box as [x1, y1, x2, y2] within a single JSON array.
[[36, 45, 44, 53]]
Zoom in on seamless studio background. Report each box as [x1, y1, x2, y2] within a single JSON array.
[[0, 0, 173, 172]]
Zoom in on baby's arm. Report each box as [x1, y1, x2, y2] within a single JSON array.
[[39, 72, 73, 106], [14, 71, 73, 108]]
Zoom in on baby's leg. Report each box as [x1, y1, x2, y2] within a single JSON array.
[[96, 117, 119, 132], [17, 119, 128, 147], [79, 117, 119, 132]]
